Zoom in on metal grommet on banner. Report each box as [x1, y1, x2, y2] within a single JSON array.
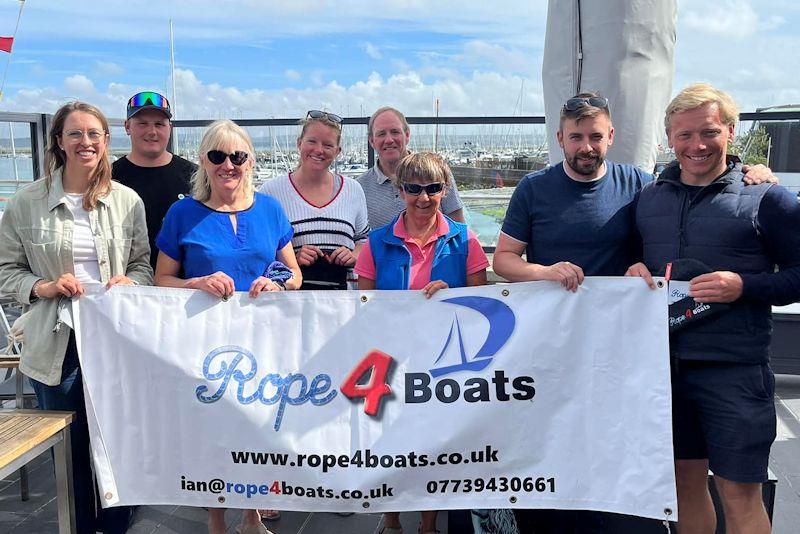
[[662, 507, 673, 533], [217, 496, 225, 504], [361, 501, 370, 509], [222, 294, 230, 302], [104, 492, 113, 500], [501, 289, 510, 297], [656, 280, 665, 288], [360, 295, 368, 303], [508, 496, 517, 504]]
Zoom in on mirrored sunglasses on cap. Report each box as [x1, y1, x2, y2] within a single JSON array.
[[563, 96, 609, 112], [306, 110, 343, 123], [402, 182, 445, 196], [207, 150, 249, 166], [127, 91, 171, 118]]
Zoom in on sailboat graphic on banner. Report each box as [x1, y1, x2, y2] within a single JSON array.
[[429, 296, 516, 378]]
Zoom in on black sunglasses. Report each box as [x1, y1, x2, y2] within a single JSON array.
[[402, 182, 445, 196], [207, 150, 249, 166], [306, 110, 343, 123], [563, 96, 609, 112]]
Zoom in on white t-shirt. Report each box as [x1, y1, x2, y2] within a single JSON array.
[[64, 193, 101, 283]]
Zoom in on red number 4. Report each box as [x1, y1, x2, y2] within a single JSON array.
[[340, 350, 394, 416]]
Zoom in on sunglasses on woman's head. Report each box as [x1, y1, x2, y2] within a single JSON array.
[[402, 182, 445, 196], [207, 150, 249, 166], [306, 110, 343, 124]]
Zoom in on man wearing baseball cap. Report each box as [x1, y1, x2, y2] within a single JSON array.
[[113, 91, 196, 270]]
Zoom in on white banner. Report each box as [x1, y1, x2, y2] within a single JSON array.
[[74, 279, 677, 520]]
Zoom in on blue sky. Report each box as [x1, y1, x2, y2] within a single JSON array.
[[0, 0, 797, 119]]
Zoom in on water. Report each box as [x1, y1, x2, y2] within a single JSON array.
[[0, 157, 36, 211], [0, 154, 511, 246]]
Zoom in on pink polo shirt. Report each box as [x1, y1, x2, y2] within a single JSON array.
[[354, 212, 489, 289]]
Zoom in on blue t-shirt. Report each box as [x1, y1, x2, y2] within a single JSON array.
[[156, 193, 294, 291], [501, 161, 653, 276]]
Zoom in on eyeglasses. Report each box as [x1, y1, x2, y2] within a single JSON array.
[[306, 110, 343, 124], [128, 91, 170, 110], [207, 150, 249, 166], [402, 182, 445, 196], [563, 96, 609, 112], [62, 129, 107, 142]]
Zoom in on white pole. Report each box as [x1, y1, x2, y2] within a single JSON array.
[[170, 20, 179, 154], [9, 122, 19, 183]]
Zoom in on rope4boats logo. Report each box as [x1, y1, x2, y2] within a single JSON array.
[[194, 296, 529, 430], [341, 296, 534, 415]]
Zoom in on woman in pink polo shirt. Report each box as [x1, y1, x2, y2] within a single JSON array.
[[355, 152, 488, 534]]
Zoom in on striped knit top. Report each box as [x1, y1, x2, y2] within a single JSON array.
[[260, 173, 370, 254]]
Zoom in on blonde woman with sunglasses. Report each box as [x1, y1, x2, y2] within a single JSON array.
[[154, 119, 301, 534], [260, 110, 369, 290]]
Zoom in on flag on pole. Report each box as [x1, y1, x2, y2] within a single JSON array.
[[495, 171, 505, 188], [0, 37, 13, 53]]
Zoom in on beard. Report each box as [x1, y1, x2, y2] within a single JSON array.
[[565, 151, 604, 176]]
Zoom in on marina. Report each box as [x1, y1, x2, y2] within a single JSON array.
[[0, 1, 799, 532]]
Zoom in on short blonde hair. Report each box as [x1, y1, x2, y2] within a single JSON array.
[[665, 83, 739, 132], [394, 152, 452, 190], [191, 120, 255, 202]]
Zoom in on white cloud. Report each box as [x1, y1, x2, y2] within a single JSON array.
[[682, 0, 785, 38], [363, 42, 382, 60], [0, 66, 543, 120], [458, 40, 535, 76], [64, 75, 96, 95], [284, 69, 301, 81]]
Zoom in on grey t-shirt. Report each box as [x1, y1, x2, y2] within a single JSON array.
[[356, 162, 465, 230]]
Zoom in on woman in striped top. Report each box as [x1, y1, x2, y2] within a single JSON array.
[[260, 111, 369, 290]]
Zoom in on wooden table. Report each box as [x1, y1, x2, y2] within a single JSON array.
[[0, 409, 76, 533], [0, 355, 29, 500]]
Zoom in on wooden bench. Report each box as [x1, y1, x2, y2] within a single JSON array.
[[0, 409, 76, 533]]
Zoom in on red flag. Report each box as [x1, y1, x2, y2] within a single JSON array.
[[0, 37, 13, 53], [495, 171, 505, 188]]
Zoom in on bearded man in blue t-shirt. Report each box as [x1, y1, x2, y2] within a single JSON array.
[[494, 93, 651, 290]]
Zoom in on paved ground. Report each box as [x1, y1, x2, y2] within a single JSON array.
[[3, 375, 800, 533]]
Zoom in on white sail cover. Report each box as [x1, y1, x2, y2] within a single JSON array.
[[543, 0, 677, 172]]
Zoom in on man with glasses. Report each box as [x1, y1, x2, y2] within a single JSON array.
[[113, 91, 197, 270], [358, 106, 465, 230]]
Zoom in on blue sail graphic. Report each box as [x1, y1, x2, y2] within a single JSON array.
[[429, 296, 515, 378]]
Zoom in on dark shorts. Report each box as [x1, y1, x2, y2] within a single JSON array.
[[671, 359, 776, 483]]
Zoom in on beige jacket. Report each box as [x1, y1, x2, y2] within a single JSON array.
[[0, 169, 153, 385]]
